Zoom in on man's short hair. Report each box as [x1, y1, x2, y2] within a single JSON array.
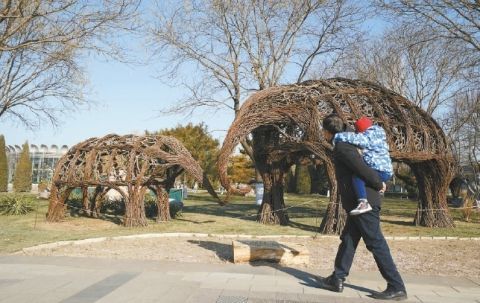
[[322, 114, 346, 134]]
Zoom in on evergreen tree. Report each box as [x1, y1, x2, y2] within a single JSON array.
[[13, 142, 32, 192], [148, 123, 220, 186], [295, 163, 311, 194], [0, 135, 8, 192], [228, 154, 255, 184]]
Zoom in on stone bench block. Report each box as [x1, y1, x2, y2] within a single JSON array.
[[232, 240, 309, 265]]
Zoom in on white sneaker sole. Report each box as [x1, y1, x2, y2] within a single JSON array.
[[350, 207, 372, 216]]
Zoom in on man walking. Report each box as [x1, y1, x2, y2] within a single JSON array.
[[319, 114, 407, 301]]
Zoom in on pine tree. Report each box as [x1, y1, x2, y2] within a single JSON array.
[[13, 142, 32, 192], [0, 135, 8, 192], [149, 123, 220, 186], [229, 154, 255, 184]]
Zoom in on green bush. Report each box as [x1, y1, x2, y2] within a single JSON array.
[[0, 195, 34, 215], [169, 201, 183, 218], [144, 197, 157, 218], [144, 196, 183, 219]]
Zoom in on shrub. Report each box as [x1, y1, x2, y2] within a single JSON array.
[[144, 197, 157, 218], [144, 196, 183, 219], [169, 201, 183, 218], [99, 199, 125, 216], [0, 195, 34, 215]]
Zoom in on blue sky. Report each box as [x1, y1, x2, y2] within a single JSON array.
[[3, 55, 234, 148], [3, 3, 387, 149]]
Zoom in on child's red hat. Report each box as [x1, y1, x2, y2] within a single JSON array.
[[355, 116, 373, 133]]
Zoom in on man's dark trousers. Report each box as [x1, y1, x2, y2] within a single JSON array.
[[333, 206, 406, 292]]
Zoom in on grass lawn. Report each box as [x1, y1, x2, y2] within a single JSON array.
[[0, 192, 479, 254]]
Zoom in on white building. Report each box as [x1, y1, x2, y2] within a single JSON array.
[[6, 144, 69, 184]]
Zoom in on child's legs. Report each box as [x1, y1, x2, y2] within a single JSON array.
[[376, 171, 393, 183], [352, 175, 367, 201]]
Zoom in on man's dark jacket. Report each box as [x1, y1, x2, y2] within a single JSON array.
[[333, 141, 384, 212]]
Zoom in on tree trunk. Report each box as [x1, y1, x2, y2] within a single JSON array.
[[411, 159, 455, 227], [257, 166, 289, 225], [253, 127, 290, 225], [255, 152, 288, 222]]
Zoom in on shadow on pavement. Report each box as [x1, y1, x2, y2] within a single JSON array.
[[187, 240, 232, 262], [187, 239, 377, 295]]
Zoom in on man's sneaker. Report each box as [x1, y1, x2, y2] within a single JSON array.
[[350, 200, 372, 215], [315, 275, 344, 292]]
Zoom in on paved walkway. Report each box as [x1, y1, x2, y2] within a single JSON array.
[[0, 255, 478, 303]]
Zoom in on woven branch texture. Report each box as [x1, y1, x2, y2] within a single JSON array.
[[218, 78, 455, 232], [46, 134, 219, 227]]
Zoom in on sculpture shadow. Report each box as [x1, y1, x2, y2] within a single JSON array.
[[184, 203, 258, 222], [380, 218, 414, 226], [287, 221, 320, 233], [176, 218, 216, 224], [184, 201, 324, 233], [187, 240, 232, 262], [65, 199, 123, 225], [188, 239, 377, 295]]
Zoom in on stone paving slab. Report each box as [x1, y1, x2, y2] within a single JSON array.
[[0, 255, 478, 303]]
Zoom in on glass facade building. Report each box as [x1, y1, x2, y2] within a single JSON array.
[[6, 144, 69, 184]]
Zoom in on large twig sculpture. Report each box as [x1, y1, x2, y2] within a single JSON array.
[[46, 134, 220, 227], [218, 78, 455, 232]]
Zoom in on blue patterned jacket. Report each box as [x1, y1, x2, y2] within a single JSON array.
[[333, 125, 393, 174]]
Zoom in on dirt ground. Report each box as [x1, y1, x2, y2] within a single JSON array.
[[21, 236, 480, 278]]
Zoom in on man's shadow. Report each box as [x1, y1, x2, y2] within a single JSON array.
[[187, 239, 377, 295]]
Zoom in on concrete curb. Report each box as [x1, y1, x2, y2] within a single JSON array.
[[17, 233, 480, 254]]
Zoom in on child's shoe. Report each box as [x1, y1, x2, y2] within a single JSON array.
[[350, 200, 372, 215]]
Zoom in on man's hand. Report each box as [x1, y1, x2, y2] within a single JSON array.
[[379, 182, 386, 193]]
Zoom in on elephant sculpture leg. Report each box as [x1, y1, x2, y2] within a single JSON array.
[[46, 185, 73, 222], [319, 157, 347, 234], [411, 159, 455, 227], [124, 185, 148, 227], [154, 186, 170, 222]]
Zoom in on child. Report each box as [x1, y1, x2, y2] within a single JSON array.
[[334, 117, 393, 215]]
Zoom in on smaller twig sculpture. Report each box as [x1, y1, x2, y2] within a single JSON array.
[[46, 134, 220, 227]]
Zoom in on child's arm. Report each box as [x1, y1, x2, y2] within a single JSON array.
[[333, 132, 369, 149]]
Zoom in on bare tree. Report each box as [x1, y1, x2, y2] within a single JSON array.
[[146, 0, 364, 167], [147, 0, 364, 117], [445, 90, 480, 185], [338, 23, 466, 116], [0, 0, 140, 129], [375, 0, 480, 85]]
